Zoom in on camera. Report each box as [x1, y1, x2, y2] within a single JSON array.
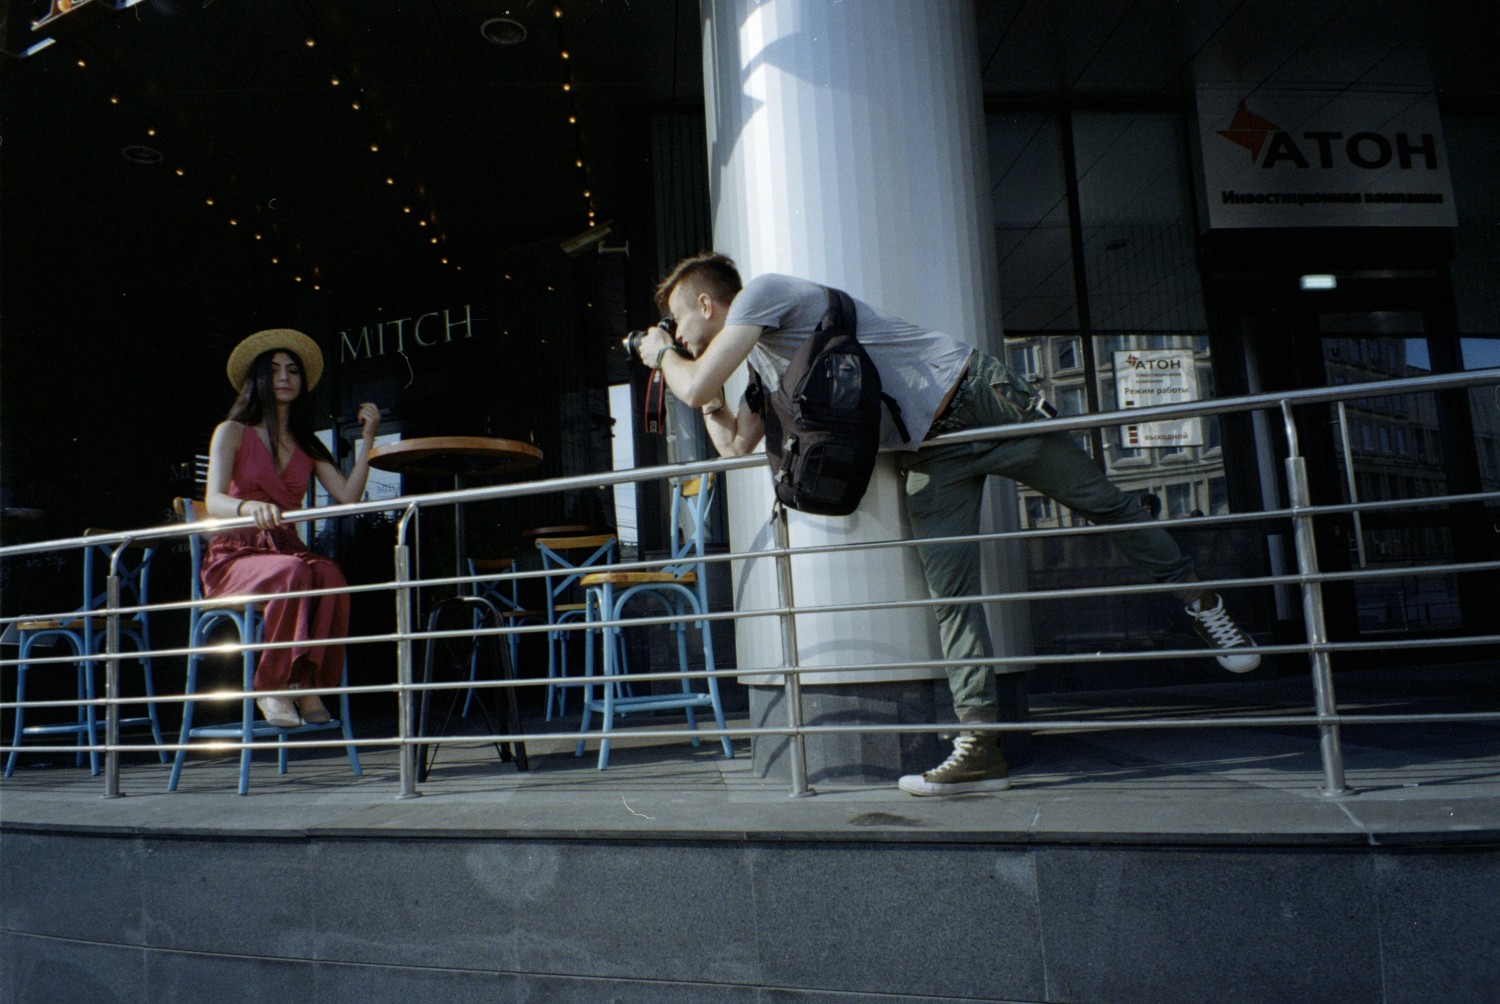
[[623, 316, 677, 365]]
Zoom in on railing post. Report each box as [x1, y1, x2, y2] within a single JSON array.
[[1283, 403, 1351, 796], [1334, 401, 1368, 568], [102, 542, 126, 798], [771, 504, 813, 797], [395, 505, 422, 799]]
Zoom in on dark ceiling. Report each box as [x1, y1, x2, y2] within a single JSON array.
[[1, 0, 702, 304], [3, 0, 1495, 310]]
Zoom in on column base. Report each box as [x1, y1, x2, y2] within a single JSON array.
[[749, 675, 1031, 785]]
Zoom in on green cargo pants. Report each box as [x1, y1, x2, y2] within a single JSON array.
[[900, 350, 1196, 719]]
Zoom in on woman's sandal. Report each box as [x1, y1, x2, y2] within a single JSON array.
[[294, 690, 333, 724], [256, 696, 301, 729]]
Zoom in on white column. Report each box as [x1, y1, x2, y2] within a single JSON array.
[[702, 0, 1031, 684]]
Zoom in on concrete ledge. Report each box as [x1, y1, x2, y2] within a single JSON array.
[[5, 676, 1499, 1001], [4, 830, 1497, 1004]]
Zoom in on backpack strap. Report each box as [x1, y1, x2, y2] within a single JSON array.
[[828, 286, 856, 334], [825, 284, 911, 443], [883, 392, 911, 443], [745, 364, 765, 416]]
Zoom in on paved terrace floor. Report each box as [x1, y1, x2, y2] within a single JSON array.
[[3, 669, 1497, 847]]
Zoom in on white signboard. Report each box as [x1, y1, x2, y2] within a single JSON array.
[[1197, 87, 1457, 229], [1115, 350, 1202, 448]]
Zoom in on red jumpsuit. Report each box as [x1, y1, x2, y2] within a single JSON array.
[[201, 429, 349, 691]]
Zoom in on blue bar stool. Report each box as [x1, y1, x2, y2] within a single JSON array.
[[575, 475, 733, 769], [4, 533, 166, 776]]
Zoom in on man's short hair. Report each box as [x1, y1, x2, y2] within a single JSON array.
[[654, 252, 743, 315]]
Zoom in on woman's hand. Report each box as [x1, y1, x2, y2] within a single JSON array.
[[240, 499, 282, 529], [356, 402, 381, 443]]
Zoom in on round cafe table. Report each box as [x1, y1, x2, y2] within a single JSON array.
[[368, 436, 545, 575], [368, 436, 542, 480], [369, 437, 544, 777]]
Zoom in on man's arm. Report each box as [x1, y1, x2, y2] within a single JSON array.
[[702, 389, 765, 457], [649, 322, 764, 409]]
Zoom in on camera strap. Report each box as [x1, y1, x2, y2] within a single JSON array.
[[642, 369, 669, 435]]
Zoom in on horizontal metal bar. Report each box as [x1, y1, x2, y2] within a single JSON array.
[[9, 708, 1498, 761], [8, 628, 1500, 717]]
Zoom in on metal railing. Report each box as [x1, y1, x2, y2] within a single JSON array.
[[3, 368, 1498, 799]]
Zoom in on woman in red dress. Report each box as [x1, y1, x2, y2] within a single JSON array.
[[203, 328, 380, 728]]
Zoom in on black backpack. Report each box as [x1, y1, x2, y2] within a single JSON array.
[[746, 286, 908, 516]]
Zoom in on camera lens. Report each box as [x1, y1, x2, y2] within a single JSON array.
[[621, 317, 677, 366]]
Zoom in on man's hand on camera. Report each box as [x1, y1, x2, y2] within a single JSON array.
[[641, 325, 678, 369]]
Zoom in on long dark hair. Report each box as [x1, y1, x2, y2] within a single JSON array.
[[226, 349, 336, 466]]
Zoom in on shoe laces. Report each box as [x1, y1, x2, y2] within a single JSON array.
[[1190, 595, 1245, 648], [934, 734, 981, 771]]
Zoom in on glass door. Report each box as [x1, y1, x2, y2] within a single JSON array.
[[1314, 310, 1462, 634], [1214, 270, 1498, 656]]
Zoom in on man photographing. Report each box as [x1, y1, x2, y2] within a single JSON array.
[[635, 252, 1259, 797]]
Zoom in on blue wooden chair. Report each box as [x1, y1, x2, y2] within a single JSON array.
[[4, 534, 166, 777], [575, 474, 733, 769], [532, 530, 624, 721], [166, 498, 361, 796]]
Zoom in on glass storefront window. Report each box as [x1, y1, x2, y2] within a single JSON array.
[[989, 113, 1077, 331], [1448, 115, 1500, 338], [991, 108, 1244, 660], [1073, 112, 1207, 333], [997, 111, 1222, 531], [609, 384, 639, 550], [1461, 338, 1500, 492]]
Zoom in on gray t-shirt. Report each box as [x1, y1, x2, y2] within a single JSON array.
[[727, 273, 971, 448]]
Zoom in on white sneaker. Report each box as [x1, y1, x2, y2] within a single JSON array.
[[898, 734, 1011, 796], [1186, 594, 1260, 673]]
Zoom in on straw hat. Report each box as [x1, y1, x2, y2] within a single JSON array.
[[226, 328, 324, 392]]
